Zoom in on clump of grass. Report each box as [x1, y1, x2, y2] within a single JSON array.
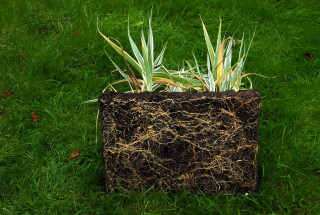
[[183, 18, 270, 92], [99, 16, 268, 93], [98, 15, 194, 92]]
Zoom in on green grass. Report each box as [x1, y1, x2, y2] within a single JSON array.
[[1, 0, 320, 214]]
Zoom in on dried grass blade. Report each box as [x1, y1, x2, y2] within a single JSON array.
[[191, 72, 208, 92], [214, 70, 238, 85], [152, 77, 189, 92]]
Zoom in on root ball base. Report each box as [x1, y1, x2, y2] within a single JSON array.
[[99, 90, 260, 194]]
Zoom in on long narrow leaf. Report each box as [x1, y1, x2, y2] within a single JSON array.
[[152, 77, 188, 91], [148, 16, 154, 66], [192, 53, 201, 76], [154, 69, 201, 87], [140, 31, 148, 71], [154, 43, 167, 67], [190, 72, 208, 91], [139, 29, 150, 90], [97, 26, 143, 75], [207, 54, 211, 75], [241, 73, 272, 79], [217, 39, 226, 89], [222, 39, 233, 90], [212, 19, 222, 81], [146, 16, 154, 91], [214, 70, 238, 85], [128, 19, 144, 67], [201, 18, 215, 68], [109, 78, 143, 87]]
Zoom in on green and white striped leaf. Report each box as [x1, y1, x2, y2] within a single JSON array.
[[128, 20, 144, 68], [154, 43, 167, 67], [98, 26, 143, 75], [201, 18, 215, 68]]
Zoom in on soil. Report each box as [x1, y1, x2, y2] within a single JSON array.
[[99, 89, 260, 194]]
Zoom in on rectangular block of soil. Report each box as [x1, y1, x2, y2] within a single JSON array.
[[99, 90, 260, 194]]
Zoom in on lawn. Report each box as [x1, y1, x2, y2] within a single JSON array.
[[1, 0, 320, 214]]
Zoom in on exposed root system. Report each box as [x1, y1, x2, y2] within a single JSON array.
[[99, 90, 260, 194]]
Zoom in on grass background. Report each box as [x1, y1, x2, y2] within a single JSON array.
[[1, 0, 320, 214]]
